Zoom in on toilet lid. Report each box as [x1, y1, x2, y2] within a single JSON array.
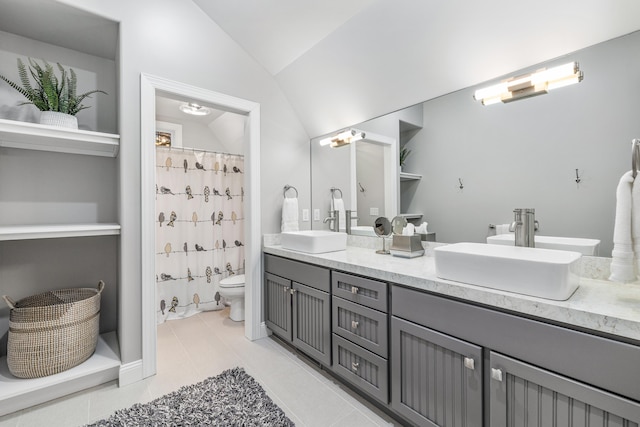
[[220, 274, 245, 288]]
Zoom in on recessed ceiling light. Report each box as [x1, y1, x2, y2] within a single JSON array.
[[179, 102, 211, 116]]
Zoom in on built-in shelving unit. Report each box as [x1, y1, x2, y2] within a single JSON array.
[[0, 118, 120, 157], [0, 332, 120, 416], [0, 4, 122, 414], [0, 224, 121, 241], [399, 171, 422, 182]]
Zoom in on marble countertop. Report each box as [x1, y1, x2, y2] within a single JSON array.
[[263, 244, 640, 344]]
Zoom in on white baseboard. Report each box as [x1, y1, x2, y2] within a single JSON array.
[[258, 321, 271, 339], [118, 359, 144, 387]]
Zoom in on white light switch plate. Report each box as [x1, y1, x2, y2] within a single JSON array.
[[313, 209, 320, 221], [302, 209, 310, 222], [370, 207, 379, 216]]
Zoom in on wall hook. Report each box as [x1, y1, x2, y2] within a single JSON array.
[[575, 168, 581, 184], [358, 182, 365, 193], [458, 178, 464, 190]]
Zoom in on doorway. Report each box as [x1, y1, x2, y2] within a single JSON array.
[[140, 74, 266, 379]]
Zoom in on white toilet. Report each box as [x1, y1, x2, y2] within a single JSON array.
[[219, 274, 245, 321]]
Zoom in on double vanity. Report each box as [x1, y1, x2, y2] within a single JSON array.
[[263, 234, 640, 426]]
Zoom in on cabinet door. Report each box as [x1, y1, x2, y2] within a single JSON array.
[[489, 351, 640, 427], [292, 282, 331, 366], [264, 272, 292, 341], [391, 317, 483, 427]]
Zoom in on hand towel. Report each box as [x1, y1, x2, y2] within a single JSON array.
[[332, 198, 346, 230], [281, 197, 299, 232], [610, 171, 636, 282], [633, 171, 640, 279]]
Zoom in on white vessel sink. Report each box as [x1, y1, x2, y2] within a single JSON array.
[[487, 234, 600, 256], [281, 230, 347, 253], [434, 242, 581, 300]]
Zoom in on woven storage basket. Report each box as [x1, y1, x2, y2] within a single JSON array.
[[2, 281, 104, 379]]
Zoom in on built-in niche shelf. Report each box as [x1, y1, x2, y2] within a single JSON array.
[[0, 224, 121, 241], [0, 332, 120, 416], [400, 171, 422, 181], [0, 119, 119, 157], [400, 213, 423, 220]]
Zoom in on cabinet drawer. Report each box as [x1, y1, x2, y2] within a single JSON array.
[[332, 334, 388, 404], [332, 296, 388, 358], [264, 254, 330, 292], [332, 271, 387, 311]]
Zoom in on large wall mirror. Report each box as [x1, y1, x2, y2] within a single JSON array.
[[311, 30, 640, 257]]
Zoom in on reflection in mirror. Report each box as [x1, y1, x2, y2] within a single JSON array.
[[311, 30, 640, 257], [311, 129, 398, 231], [391, 215, 407, 235]]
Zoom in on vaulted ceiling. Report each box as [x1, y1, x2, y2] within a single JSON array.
[[194, 0, 640, 137]]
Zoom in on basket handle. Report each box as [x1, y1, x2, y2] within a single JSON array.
[[97, 280, 105, 294], [2, 295, 16, 309]]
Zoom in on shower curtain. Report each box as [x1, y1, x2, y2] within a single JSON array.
[[155, 146, 245, 323]]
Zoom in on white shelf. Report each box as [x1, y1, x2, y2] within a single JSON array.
[[0, 223, 121, 241], [400, 213, 423, 220], [0, 118, 119, 157], [0, 332, 121, 416], [400, 171, 423, 181]]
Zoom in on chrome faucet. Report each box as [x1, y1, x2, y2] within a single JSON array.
[[345, 210, 357, 234], [323, 210, 340, 232], [509, 208, 538, 247]]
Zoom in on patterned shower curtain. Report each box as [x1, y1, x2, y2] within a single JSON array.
[[155, 147, 245, 323]]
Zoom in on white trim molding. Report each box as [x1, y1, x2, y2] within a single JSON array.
[[118, 359, 144, 387], [140, 73, 263, 380]]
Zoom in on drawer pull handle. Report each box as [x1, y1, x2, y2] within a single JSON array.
[[351, 320, 359, 329], [351, 286, 359, 294], [464, 357, 475, 371], [491, 368, 503, 382], [351, 362, 359, 372]]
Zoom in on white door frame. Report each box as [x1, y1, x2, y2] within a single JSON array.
[[140, 73, 266, 379]]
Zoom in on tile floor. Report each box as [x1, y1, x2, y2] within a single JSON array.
[[0, 308, 400, 426]]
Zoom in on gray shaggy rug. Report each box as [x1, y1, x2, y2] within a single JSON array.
[[87, 367, 295, 426]]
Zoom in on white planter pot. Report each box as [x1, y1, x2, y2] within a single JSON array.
[[39, 111, 78, 129]]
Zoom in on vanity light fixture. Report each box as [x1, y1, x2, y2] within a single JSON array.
[[179, 102, 211, 116], [319, 129, 366, 148], [474, 62, 583, 105]]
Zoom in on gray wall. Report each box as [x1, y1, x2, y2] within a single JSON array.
[[404, 31, 640, 257], [59, 0, 311, 364], [356, 143, 385, 226]]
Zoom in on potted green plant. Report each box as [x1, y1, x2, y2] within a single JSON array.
[[0, 58, 107, 129], [400, 146, 412, 170]]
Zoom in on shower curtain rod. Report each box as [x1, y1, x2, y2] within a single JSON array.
[[156, 145, 244, 158]]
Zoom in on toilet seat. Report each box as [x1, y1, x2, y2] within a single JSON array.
[[220, 274, 245, 288]]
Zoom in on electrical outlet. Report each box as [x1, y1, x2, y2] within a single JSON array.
[[370, 207, 379, 216], [302, 209, 310, 222], [313, 209, 320, 221]]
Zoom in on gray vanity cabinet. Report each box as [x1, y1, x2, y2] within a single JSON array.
[[331, 271, 389, 404], [390, 317, 483, 427], [489, 352, 640, 427], [264, 254, 331, 366]]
